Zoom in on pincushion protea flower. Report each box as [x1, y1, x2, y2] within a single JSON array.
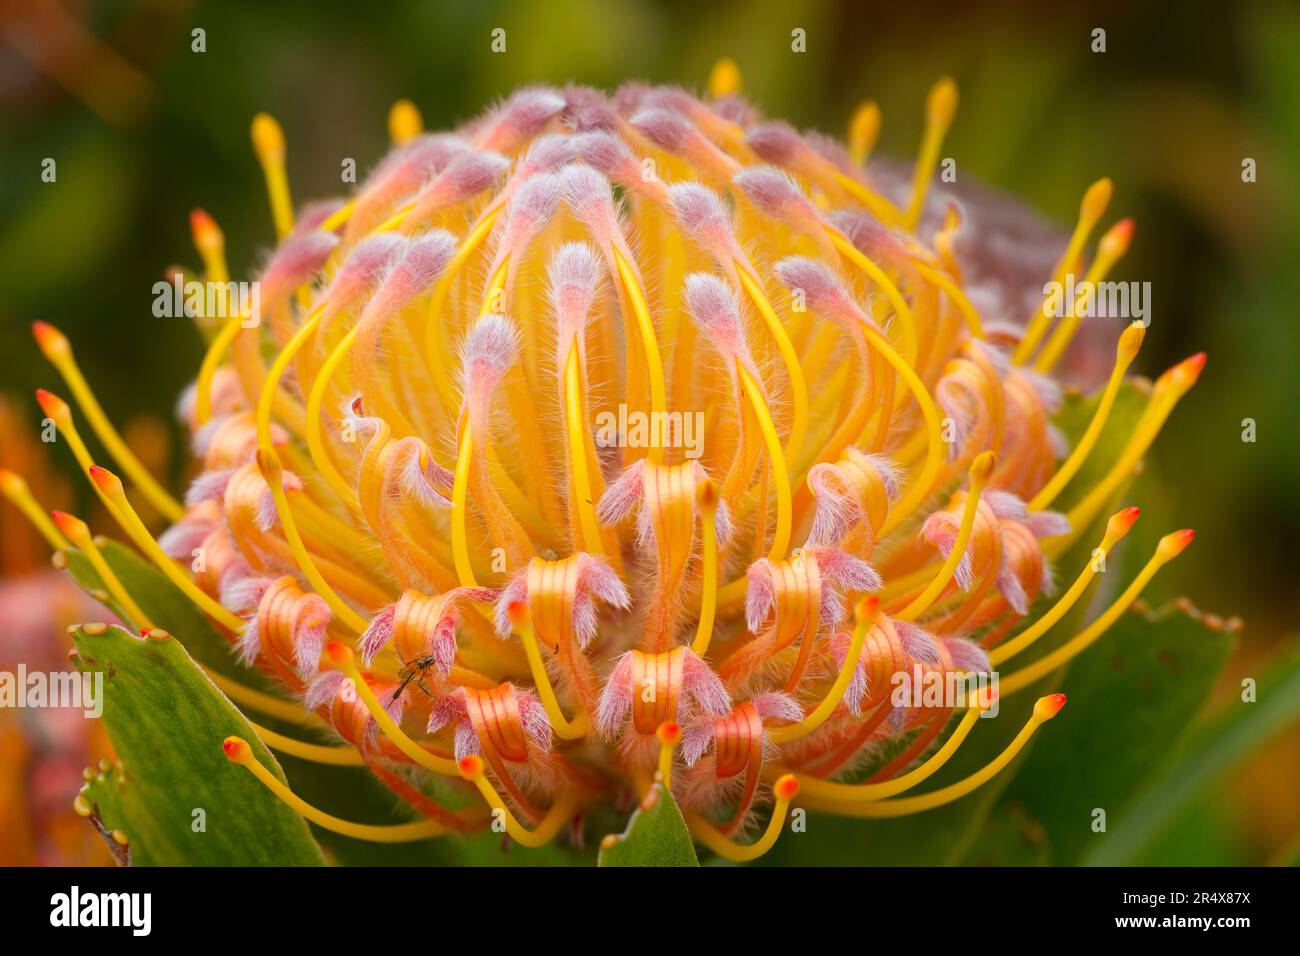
[[6, 58, 1207, 863]]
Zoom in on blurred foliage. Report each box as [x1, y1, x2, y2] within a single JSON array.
[[1, 0, 1297, 864]]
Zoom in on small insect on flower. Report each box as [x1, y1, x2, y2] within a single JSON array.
[[14, 62, 1205, 864]]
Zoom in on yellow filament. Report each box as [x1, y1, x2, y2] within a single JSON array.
[[989, 509, 1136, 666], [204, 668, 323, 726], [95, 470, 245, 632], [0, 471, 69, 550], [690, 481, 720, 656], [1058, 376, 1192, 538], [258, 449, 369, 633], [848, 100, 881, 168], [329, 646, 459, 775], [1013, 177, 1112, 365], [458, 757, 576, 847], [251, 113, 294, 240], [1034, 226, 1133, 373], [613, 247, 668, 464], [39, 334, 184, 521], [767, 598, 880, 745], [225, 738, 451, 841], [736, 265, 807, 463], [656, 722, 679, 786], [999, 534, 1189, 697], [450, 426, 477, 587], [194, 314, 245, 427], [684, 775, 799, 862], [61, 522, 152, 629], [827, 229, 919, 371], [786, 705, 982, 802], [915, 261, 983, 339], [511, 608, 589, 740], [832, 172, 903, 226], [738, 364, 792, 561], [304, 324, 363, 507], [904, 77, 958, 231], [564, 345, 604, 554], [800, 698, 1058, 817], [249, 722, 365, 766], [896, 451, 995, 622], [424, 210, 503, 411], [1029, 322, 1144, 511], [859, 319, 945, 536], [319, 201, 356, 234]]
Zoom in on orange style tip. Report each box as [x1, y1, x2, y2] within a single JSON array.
[[1181, 351, 1208, 379], [969, 450, 997, 483], [31, 320, 70, 357], [0, 469, 26, 494], [189, 208, 223, 248], [927, 77, 959, 126], [323, 640, 354, 669], [222, 737, 251, 762], [1107, 506, 1141, 538], [87, 465, 123, 497], [656, 721, 682, 746], [34, 388, 69, 419], [696, 477, 720, 511], [144, 628, 171, 642], [1158, 528, 1195, 558], [854, 594, 881, 623], [457, 754, 485, 779], [251, 113, 286, 161], [505, 599, 530, 629], [50, 510, 87, 538], [1035, 693, 1067, 721], [1118, 322, 1146, 358], [774, 774, 800, 801], [1082, 178, 1113, 221], [1100, 217, 1136, 255]]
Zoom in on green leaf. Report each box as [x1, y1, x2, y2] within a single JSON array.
[[72, 624, 324, 866], [1083, 647, 1300, 866], [997, 601, 1235, 864], [598, 782, 699, 866]]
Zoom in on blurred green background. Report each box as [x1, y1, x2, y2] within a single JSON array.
[[1, 0, 1296, 864]]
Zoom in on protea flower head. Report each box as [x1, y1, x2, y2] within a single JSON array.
[[9, 59, 1206, 862]]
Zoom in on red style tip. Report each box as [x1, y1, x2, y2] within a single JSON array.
[[34, 388, 68, 419], [506, 600, 530, 629], [774, 774, 800, 801], [222, 737, 250, 761], [1159, 528, 1196, 558], [87, 465, 122, 496], [457, 754, 485, 778], [189, 208, 223, 250], [656, 721, 681, 745], [31, 321, 69, 357], [50, 510, 84, 537], [1035, 693, 1067, 721]]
